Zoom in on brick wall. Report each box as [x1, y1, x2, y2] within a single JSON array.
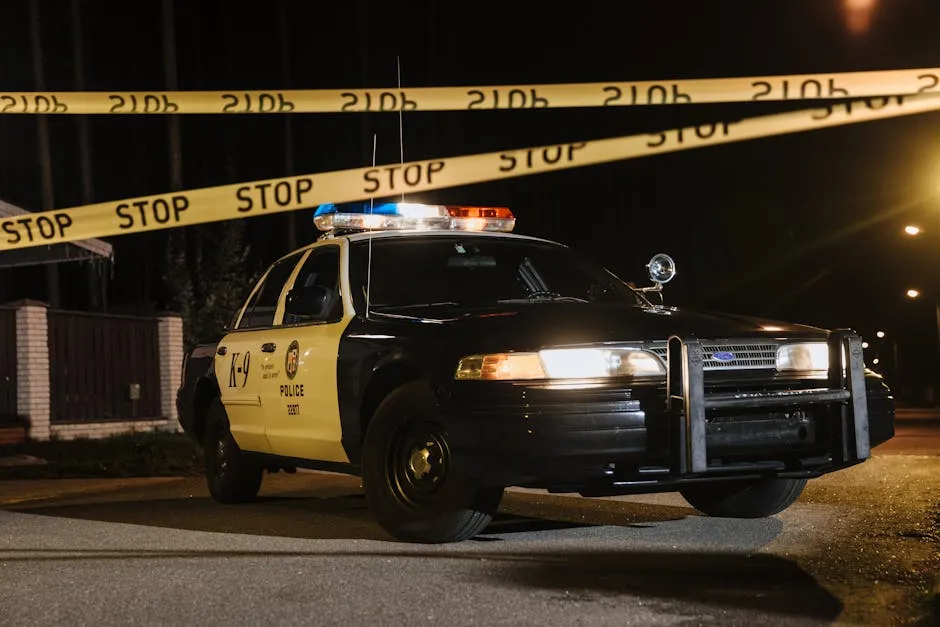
[[15, 302, 50, 440], [51, 418, 175, 441], [157, 315, 184, 432]]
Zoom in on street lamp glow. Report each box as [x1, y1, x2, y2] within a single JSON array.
[[907, 289, 921, 298], [841, 0, 877, 35], [904, 225, 922, 236], [876, 330, 886, 338]]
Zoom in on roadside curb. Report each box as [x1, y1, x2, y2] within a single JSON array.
[[0, 454, 47, 467], [0, 477, 185, 507]]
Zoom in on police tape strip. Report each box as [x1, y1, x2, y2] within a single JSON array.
[[2, 93, 939, 251], [1, 67, 940, 114]]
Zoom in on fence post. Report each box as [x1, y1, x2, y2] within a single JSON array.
[[13, 300, 50, 441], [156, 313, 184, 431]]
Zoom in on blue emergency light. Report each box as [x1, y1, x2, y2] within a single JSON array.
[[314, 202, 404, 217]]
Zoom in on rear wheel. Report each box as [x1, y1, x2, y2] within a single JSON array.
[[204, 397, 263, 503], [680, 477, 807, 518], [361, 381, 503, 543]]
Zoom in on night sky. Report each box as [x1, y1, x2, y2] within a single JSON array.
[[2, 0, 940, 392]]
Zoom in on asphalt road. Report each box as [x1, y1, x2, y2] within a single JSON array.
[[876, 408, 940, 456], [1, 409, 938, 626]]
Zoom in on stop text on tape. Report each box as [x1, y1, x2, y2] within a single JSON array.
[[0, 93, 935, 251]]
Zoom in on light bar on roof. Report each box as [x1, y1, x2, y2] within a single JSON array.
[[313, 202, 515, 233]]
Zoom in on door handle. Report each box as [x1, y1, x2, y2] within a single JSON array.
[[261, 342, 277, 353], [217, 346, 227, 356]]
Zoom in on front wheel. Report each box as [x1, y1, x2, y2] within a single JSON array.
[[361, 381, 504, 543], [204, 397, 263, 503], [680, 477, 807, 518]]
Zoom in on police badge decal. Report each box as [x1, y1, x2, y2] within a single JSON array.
[[285, 340, 300, 380]]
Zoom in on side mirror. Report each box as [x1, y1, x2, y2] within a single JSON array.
[[285, 285, 332, 320]]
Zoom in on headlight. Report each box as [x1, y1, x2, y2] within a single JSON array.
[[455, 348, 666, 381], [776, 342, 847, 372]]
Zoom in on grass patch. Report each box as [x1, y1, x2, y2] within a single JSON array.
[[0, 431, 205, 479]]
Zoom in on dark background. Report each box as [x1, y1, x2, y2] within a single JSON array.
[[1, 0, 939, 394]]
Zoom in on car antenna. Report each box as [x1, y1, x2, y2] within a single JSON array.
[[397, 55, 405, 203], [365, 131, 377, 320], [365, 57, 405, 320]]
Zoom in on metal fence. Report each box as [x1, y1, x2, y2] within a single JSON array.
[[48, 310, 161, 423], [0, 307, 17, 423]]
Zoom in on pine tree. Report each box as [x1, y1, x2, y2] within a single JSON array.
[[164, 221, 256, 350], [164, 229, 194, 345]]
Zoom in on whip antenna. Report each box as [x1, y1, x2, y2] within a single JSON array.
[[397, 55, 405, 202], [365, 132, 377, 319]]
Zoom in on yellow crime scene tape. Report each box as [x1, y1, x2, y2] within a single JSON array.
[[2, 92, 938, 252], [0, 67, 939, 114]]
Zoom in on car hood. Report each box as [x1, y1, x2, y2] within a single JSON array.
[[372, 302, 828, 353]]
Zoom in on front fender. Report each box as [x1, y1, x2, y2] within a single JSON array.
[[176, 342, 218, 444]]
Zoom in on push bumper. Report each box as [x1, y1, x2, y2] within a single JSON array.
[[663, 330, 871, 475], [442, 330, 892, 492]]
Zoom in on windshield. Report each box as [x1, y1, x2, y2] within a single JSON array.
[[348, 235, 647, 311]]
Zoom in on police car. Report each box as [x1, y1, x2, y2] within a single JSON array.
[[176, 201, 895, 543]]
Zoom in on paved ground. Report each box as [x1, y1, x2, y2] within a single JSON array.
[[0, 409, 937, 626], [876, 408, 940, 456]]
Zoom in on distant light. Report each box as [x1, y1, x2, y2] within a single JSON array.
[[841, 0, 878, 35], [904, 225, 922, 236], [862, 341, 870, 349], [876, 330, 886, 338], [872, 358, 880, 365], [907, 289, 921, 298], [761, 326, 784, 332]]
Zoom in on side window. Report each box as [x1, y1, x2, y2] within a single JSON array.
[[282, 246, 342, 326], [237, 251, 305, 330]]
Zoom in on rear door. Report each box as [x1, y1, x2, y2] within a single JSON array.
[[215, 249, 306, 453]]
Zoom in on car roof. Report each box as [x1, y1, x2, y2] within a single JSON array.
[[270, 229, 566, 267], [341, 229, 560, 245]]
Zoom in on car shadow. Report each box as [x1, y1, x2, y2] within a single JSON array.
[[2, 481, 836, 620], [485, 549, 842, 621], [6, 486, 697, 543], [9, 493, 391, 541]]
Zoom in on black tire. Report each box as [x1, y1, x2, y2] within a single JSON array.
[[204, 397, 263, 503], [361, 381, 504, 543], [680, 477, 807, 518]]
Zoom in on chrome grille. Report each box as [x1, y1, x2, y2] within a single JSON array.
[[647, 341, 780, 371]]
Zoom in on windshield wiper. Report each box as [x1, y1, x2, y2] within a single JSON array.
[[498, 291, 589, 304]]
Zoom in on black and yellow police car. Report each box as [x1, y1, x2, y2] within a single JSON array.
[[176, 201, 894, 543]]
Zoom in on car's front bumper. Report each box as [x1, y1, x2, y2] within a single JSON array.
[[441, 332, 894, 493]]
